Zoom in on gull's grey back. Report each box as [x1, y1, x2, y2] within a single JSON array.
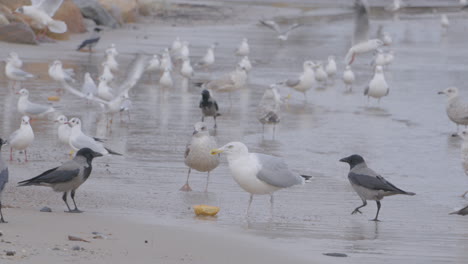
[[254, 153, 303, 188]]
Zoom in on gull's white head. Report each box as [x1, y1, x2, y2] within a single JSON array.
[[21, 116, 30, 126], [192, 122, 209, 137], [17, 88, 29, 97], [328, 55, 335, 61], [8, 52, 19, 59], [345, 65, 352, 70], [53, 60, 62, 66], [68, 117, 82, 128], [304, 60, 315, 69], [242, 38, 248, 43], [438, 87, 458, 98], [211, 142, 249, 156], [55, 115, 68, 124], [375, 66, 384, 73]]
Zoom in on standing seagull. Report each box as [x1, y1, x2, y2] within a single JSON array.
[[17, 148, 102, 213], [257, 84, 281, 138], [364, 66, 389, 103], [235, 38, 250, 56], [0, 138, 8, 223], [55, 115, 71, 146], [259, 20, 302, 42], [15, 0, 67, 34], [345, 0, 383, 65], [17, 88, 55, 117], [180, 122, 220, 192], [68, 117, 122, 155], [325, 56, 337, 79], [340, 154, 415, 221], [199, 90, 219, 128], [76, 27, 102, 52], [343, 65, 355, 91], [9, 116, 34, 162], [196, 43, 217, 69], [438, 87, 468, 135], [211, 142, 306, 217], [441, 14, 450, 32], [5, 56, 36, 89], [280, 60, 316, 100]]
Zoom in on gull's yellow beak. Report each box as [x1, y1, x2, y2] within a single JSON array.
[[210, 148, 223, 155]]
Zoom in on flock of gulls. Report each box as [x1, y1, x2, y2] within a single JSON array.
[[0, 0, 468, 226]]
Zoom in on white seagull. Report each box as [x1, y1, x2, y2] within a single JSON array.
[[100, 62, 115, 83], [8, 116, 34, 162], [5, 57, 35, 89], [210, 142, 306, 217], [17, 88, 55, 117], [55, 115, 70, 145], [81, 72, 97, 99], [159, 67, 173, 89], [364, 66, 389, 103], [196, 43, 217, 69], [343, 65, 355, 91], [345, 0, 384, 65], [325, 56, 337, 79], [15, 0, 67, 34], [68, 117, 121, 155], [48, 60, 75, 83], [235, 38, 250, 56], [259, 20, 302, 42], [280, 60, 316, 100], [97, 76, 114, 101]]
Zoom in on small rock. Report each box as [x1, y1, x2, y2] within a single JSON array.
[[323, 253, 348, 257], [0, 231, 3, 237], [72, 245, 84, 251], [40, 207, 52, 213], [5, 250, 15, 256], [52, 247, 60, 251]]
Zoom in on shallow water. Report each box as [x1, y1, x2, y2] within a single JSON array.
[[2, 1, 468, 263]]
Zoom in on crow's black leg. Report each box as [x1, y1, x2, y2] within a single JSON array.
[[371, 201, 381, 221]]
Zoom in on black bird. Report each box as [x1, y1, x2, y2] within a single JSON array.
[[0, 138, 8, 223], [18, 148, 102, 213], [199, 89, 220, 128], [340, 154, 415, 221], [76, 27, 102, 52]]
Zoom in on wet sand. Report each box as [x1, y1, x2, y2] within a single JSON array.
[[2, 0, 468, 263]]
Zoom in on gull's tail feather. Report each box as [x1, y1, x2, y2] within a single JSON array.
[[105, 147, 122, 156], [48, 19, 67, 34], [300, 175, 313, 181]]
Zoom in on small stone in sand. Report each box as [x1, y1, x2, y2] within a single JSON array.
[[323, 253, 348, 257], [5, 250, 15, 256], [0, 231, 3, 237], [72, 246, 84, 251], [40, 207, 52, 212]]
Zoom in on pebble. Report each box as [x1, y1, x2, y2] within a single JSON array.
[[5, 251, 15, 256], [0, 231, 3, 237], [72, 246, 84, 251], [40, 207, 52, 213], [323, 253, 348, 257]]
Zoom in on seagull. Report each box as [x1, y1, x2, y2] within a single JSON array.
[[160, 48, 173, 72], [76, 27, 102, 52], [5, 57, 36, 89], [100, 62, 114, 83], [345, 0, 384, 65], [17, 88, 55, 117], [180, 122, 220, 192], [0, 138, 8, 223], [9, 116, 34, 162], [325, 56, 337, 79], [97, 76, 114, 101], [48, 60, 75, 83], [314, 62, 328, 85], [170, 37, 182, 58], [81, 72, 97, 99], [343, 65, 355, 91], [179, 41, 190, 61], [364, 66, 389, 103], [257, 84, 281, 138], [196, 43, 217, 69], [7, 52, 22, 68], [146, 54, 161, 77], [259, 19, 302, 41], [385, 0, 402, 12], [17, 148, 102, 213], [15, 0, 67, 34], [279, 60, 315, 100], [104, 48, 119, 72], [340, 154, 415, 221], [68, 117, 122, 155], [196, 65, 248, 95], [159, 67, 173, 89], [180, 57, 194, 79], [441, 14, 450, 31], [381, 32, 393, 46], [199, 90, 219, 128], [450, 205, 468, 215], [235, 38, 250, 56], [438, 87, 468, 135], [371, 49, 386, 67], [106, 43, 118, 56], [211, 142, 307, 217], [55, 115, 71, 146], [238, 56, 252, 72]]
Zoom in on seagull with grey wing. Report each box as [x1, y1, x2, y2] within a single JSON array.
[[0, 138, 8, 223], [77, 28, 102, 52], [259, 19, 302, 42], [17, 88, 55, 117], [340, 154, 415, 221], [345, 0, 384, 65], [211, 142, 309, 218], [438, 87, 468, 136], [18, 148, 102, 213], [257, 84, 281, 139]]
